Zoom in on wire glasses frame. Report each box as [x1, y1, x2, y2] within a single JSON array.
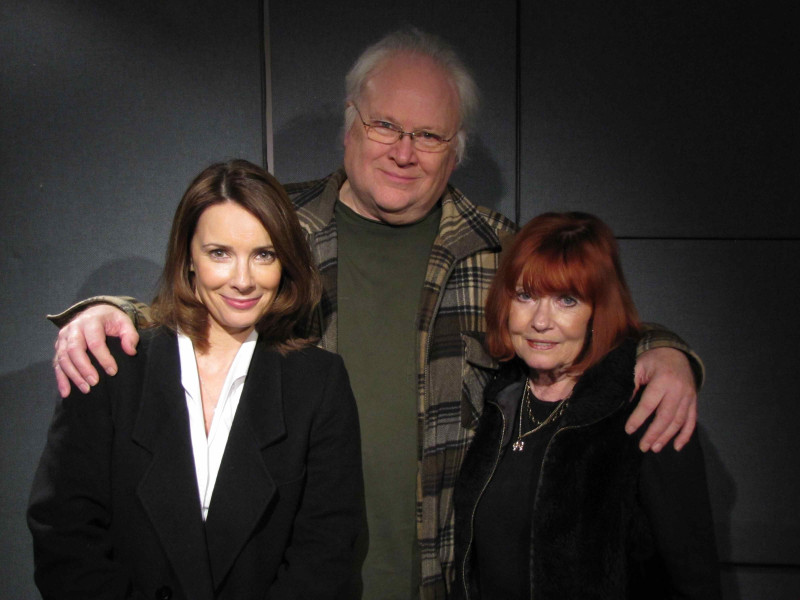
[[352, 104, 456, 153]]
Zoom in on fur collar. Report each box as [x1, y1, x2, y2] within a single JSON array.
[[489, 338, 638, 432]]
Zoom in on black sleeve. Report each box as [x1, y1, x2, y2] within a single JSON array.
[[27, 352, 145, 600], [638, 430, 722, 599], [266, 353, 366, 600]]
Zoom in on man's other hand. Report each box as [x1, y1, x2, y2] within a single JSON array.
[[627, 347, 698, 453]]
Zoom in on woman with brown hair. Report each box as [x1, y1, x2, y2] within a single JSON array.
[[454, 212, 720, 599], [29, 160, 363, 599]]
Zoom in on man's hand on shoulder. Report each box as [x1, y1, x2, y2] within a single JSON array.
[[53, 304, 139, 398], [626, 347, 698, 453]]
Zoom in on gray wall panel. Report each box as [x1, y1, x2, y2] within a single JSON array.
[[1, 0, 263, 374], [519, 1, 797, 237]]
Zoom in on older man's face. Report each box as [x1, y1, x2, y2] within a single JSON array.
[[341, 53, 460, 225]]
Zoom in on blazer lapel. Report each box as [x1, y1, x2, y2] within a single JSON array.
[[132, 330, 214, 600], [204, 341, 286, 590]]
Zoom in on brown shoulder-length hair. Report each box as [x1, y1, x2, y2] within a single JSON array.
[[485, 212, 641, 374], [150, 159, 321, 353]]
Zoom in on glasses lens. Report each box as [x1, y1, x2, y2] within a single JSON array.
[[365, 125, 398, 144], [413, 135, 446, 152]]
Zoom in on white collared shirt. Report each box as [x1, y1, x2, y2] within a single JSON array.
[[177, 329, 258, 520]]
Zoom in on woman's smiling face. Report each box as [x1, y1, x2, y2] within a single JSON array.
[[508, 285, 593, 377], [190, 201, 282, 344]]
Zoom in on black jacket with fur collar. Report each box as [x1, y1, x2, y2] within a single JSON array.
[[454, 340, 721, 600]]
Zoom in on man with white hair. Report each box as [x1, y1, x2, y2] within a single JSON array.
[[51, 29, 702, 599]]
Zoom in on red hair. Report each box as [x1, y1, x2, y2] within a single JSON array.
[[485, 212, 641, 374]]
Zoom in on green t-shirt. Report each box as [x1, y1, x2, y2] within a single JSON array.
[[335, 200, 441, 599]]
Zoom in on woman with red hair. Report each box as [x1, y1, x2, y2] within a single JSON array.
[[454, 212, 720, 599]]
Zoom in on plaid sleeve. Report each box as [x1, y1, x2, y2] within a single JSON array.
[[47, 296, 153, 330], [637, 322, 705, 388]]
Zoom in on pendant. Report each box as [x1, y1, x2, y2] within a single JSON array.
[[512, 439, 524, 452]]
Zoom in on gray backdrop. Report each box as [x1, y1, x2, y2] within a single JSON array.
[[2, 1, 797, 598]]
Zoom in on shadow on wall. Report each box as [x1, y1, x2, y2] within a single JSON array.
[[699, 427, 739, 600], [449, 135, 507, 217], [0, 358, 55, 600], [273, 108, 508, 219], [0, 257, 161, 599]]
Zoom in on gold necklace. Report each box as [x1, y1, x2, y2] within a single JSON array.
[[511, 379, 569, 452]]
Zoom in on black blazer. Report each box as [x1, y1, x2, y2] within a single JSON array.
[[29, 327, 364, 600]]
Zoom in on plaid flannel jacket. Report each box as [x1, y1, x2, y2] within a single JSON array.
[[286, 169, 517, 598]]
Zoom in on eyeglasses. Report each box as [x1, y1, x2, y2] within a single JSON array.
[[353, 105, 456, 153]]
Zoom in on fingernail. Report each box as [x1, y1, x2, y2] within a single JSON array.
[[87, 375, 98, 386], [106, 367, 117, 376], [625, 425, 635, 434], [79, 383, 90, 394], [652, 442, 662, 452]]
